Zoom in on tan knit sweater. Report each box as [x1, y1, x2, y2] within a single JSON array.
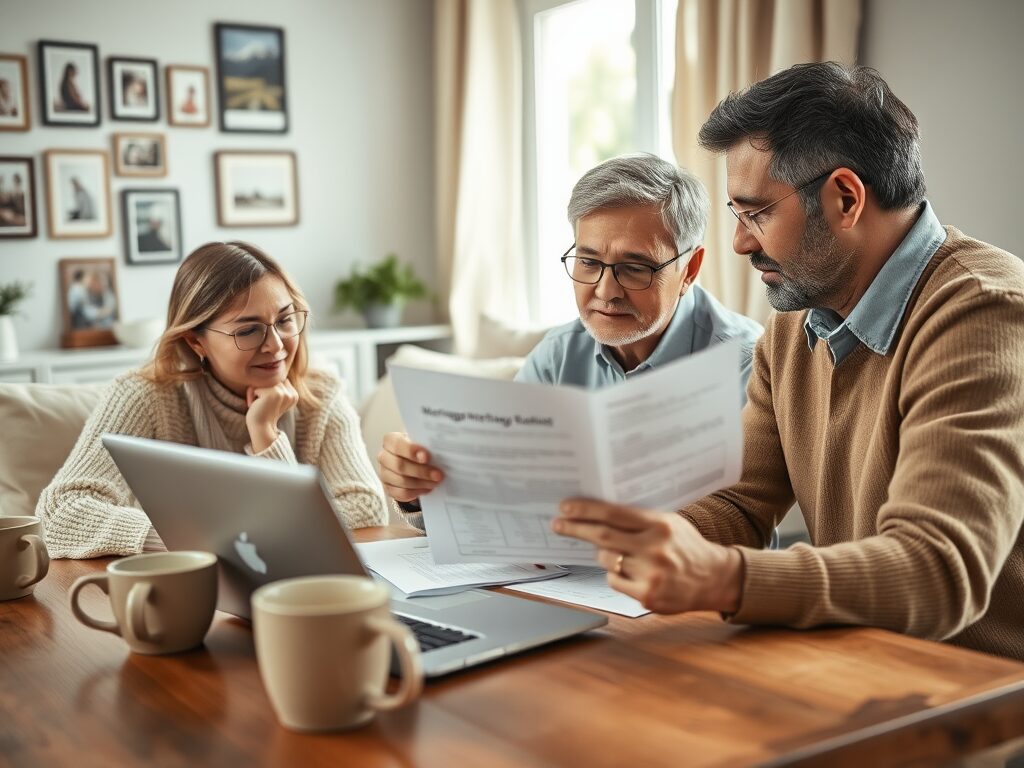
[[37, 369, 389, 558], [682, 228, 1024, 660]]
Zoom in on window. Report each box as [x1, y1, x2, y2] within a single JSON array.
[[523, 0, 679, 325]]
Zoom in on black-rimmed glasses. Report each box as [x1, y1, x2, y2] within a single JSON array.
[[727, 171, 833, 233], [204, 310, 308, 351], [561, 246, 694, 291]]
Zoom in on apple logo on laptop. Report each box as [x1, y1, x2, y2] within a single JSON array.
[[234, 532, 267, 574]]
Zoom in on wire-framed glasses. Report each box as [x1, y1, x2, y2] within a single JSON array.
[[561, 245, 694, 291], [204, 310, 309, 351], [726, 171, 833, 233]]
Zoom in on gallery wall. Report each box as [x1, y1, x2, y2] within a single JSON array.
[[0, 0, 437, 352]]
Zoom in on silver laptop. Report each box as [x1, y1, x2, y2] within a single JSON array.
[[101, 433, 606, 677]]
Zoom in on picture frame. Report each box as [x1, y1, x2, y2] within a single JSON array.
[[166, 64, 211, 127], [122, 188, 182, 265], [58, 257, 120, 348], [113, 132, 166, 177], [108, 56, 159, 122], [0, 54, 31, 131], [214, 23, 287, 133], [44, 149, 112, 239], [0, 156, 38, 239], [38, 40, 100, 127], [214, 150, 298, 227]]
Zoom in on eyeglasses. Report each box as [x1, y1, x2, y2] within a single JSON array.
[[204, 310, 308, 351], [726, 171, 832, 234], [561, 246, 694, 291]]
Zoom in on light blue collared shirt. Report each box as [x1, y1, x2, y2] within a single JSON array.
[[515, 283, 764, 392], [803, 201, 947, 365]]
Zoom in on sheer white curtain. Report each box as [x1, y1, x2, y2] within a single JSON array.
[[671, 0, 862, 324], [435, 0, 528, 355]]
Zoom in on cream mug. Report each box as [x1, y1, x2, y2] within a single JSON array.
[[0, 516, 50, 601], [69, 551, 218, 655], [252, 575, 423, 731]]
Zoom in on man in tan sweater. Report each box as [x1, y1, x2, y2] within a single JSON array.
[[552, 62, 1024, 661]]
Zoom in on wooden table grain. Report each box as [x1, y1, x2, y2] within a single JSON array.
[[3, 526, 1024, 767]]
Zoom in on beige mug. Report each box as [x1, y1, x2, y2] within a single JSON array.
[[0, 516, 50, 601], [69, 551, 218, 655], [252, 575, 423, 732]]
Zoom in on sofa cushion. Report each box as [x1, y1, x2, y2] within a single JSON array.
[[358, 344, 524, 477], [0, 383, 104, 518], [473, 313, 553, 359]]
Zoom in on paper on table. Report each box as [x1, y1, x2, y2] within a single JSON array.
[[505, 567, 650, 618], [390, 340, 743, 566], [354, 538, 566, 597]]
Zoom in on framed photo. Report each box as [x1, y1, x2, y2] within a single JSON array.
[[108, 57, 159, 121], [113, 132, 166, 177], [58, 257, 120, 348], [122, 188, 182, 265], [214, 150, 298, 227], [38, 40, 100, 127], [166, 65, 210, 127], [214, 23, 287, 133], [0, 156, 37, 238], [0, 54, 30, 131], [44, 149, 112, 239]]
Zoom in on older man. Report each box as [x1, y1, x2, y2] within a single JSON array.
[[379, 154, 762, 511], [553, 63, 1024, 661]]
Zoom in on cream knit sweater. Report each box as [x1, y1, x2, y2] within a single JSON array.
[[37, 368, 388, 558]]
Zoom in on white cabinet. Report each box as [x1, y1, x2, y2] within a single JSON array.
[[0, 325, 452, 405]]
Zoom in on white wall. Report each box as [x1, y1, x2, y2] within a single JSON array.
[[860, 0, 1022, 256], [0, 0, 436, 352]]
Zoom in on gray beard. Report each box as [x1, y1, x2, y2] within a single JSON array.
[[762, 213, 856, 312]]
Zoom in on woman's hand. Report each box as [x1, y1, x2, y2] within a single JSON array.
[[552, 498, 744, 615], [245, 381, 298, 453], [378, 432, 444, 504]]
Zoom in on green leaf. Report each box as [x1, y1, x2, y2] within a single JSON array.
[[333, 253, 428, 313], [0, 281, 31, 317]]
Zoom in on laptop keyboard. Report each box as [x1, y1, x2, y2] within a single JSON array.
[[394, 613, 477, 652]]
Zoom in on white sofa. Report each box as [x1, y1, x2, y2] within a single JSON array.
[[0, 344, 527, 523]]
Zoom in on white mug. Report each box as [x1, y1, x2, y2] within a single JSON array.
[[0, 516, 50, 601], [252, 575, 423, 731], [69, 551, 218, 655]]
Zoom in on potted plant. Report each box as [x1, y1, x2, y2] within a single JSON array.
[[0, 281, 30, 363], [334, 253, 428, 329]]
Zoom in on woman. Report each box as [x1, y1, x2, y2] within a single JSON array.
[[59, 62, 89, 112], [38, 241, 388, 558]]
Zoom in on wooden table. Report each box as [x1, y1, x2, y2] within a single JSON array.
[[4, 526, 1024, 767]]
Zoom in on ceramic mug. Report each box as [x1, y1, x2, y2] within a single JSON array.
[[69, 550, 218, 654], [252, 575, 423, 731], [0, 516, 50, 601]]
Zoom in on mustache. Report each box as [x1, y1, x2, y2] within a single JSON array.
[[587, 299, 640, 318], [749, 252, 784, 273]]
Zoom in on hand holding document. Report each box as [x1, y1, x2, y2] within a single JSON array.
[[506, 567, 650, 618], [355, 538, 566, 597], [390, 341, 743, 566]]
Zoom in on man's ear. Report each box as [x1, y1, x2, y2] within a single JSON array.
[[680, 246, 704, 295], [824, 168, 867, 231]]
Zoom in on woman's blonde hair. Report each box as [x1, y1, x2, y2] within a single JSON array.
[[142, 241, 317, 406]]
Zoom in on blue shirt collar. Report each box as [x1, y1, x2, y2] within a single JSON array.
[[596, 287, 696, 375], [803, 200, 946, 363]]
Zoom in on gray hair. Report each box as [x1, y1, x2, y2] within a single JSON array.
[[567, 153, 710, 255], [698, 62, 926, 211]]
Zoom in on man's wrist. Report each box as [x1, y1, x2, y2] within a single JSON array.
[[715, 546, 744, 615]]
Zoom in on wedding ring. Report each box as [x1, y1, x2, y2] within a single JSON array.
[[613, 553, 625, 576]]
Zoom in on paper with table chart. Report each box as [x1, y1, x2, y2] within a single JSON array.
[[505, 566, 650, 618], [353, 537, 567, 596], [390, 340, 743, 566]]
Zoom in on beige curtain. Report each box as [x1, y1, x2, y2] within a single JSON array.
[[435, 0, 527, 355], [672, 0, 862, 325]]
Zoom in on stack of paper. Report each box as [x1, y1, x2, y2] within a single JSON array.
[[355, 538, 567, 597], [506, 566, 650, 618]]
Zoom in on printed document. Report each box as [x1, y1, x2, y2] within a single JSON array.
[[390, 340, 743, 566], [506, 566, 650, 618], [354, 538, 566, 597]]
